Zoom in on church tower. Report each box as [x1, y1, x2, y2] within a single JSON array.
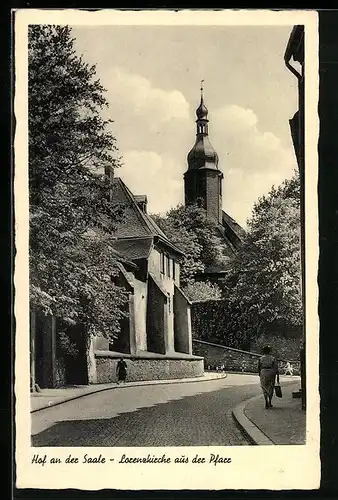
[[184, 84, 223, 224]]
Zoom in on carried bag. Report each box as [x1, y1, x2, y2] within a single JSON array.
[[275, 383, 282, 398]]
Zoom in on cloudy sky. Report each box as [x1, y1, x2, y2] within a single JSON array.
[[72, 25, 298, 227]]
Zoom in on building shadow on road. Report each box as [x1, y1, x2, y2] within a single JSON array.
[[31, 384, 260, 447]]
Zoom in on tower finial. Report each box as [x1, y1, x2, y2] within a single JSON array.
[[200, 79, 204, 102]]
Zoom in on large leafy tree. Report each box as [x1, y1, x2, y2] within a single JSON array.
[[183, 281, 222, 303], [152, 202, 229, 287], [29, 25, 128, 344], [191, 173, 302, 351], [226, 172, 302, 332], [29, 25, 117, 200]]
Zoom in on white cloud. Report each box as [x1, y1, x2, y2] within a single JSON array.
[[72, 28, 298, 228], [118, 150, 184, 214], [115, 102, 297, 228], [106, 67, 189, 125], [211, 104, 297, 227], [100, 70, 296, 228], [101, 67, 192, 156], [214, 105, 258, 132]]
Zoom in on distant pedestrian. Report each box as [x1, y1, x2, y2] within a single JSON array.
[[116, 357, 127, 384], [284, 361, 294, 376], [258, 345, 279, 409]]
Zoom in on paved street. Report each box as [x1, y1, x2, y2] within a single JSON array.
[[31, 374, 263, 447]]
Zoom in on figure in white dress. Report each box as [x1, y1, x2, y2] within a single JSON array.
[[284, 361, 294, 376]]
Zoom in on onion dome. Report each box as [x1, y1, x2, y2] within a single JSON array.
[[187, 85, 219, 171], [196, 98, 208, 120], [187, 136, 219, 170]]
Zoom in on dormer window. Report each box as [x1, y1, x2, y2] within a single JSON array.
[[134, 195, 148, 213]]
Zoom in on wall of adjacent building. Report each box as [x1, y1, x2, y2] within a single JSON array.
[[133, 278, 148, 352], [173, 286, 192, 355], [148, 247, 177, 353]]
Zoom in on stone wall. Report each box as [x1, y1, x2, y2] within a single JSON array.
[[192, 339, 300, 374], [193, 339, 261, 373], [93, 352, 204, 384]]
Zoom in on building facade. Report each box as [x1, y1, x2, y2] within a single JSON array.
[[284, 25, 306, 409], [90, 174, 204, 383], [30, 169, 204, 389]]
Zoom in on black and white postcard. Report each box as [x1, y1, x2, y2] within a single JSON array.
[[14, 9, 320, 490]]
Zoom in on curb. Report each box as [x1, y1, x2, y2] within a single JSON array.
[[232, 394, 275, 445], [231, 379, 299, 445], [31, 373, 228, 413]]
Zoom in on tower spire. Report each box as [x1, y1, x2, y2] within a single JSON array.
[[184, 86, 224, 224], [187, 86, 219, 168], [195, 81, 208, 131]]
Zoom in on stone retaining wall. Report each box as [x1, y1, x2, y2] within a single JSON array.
[[192, 339, 301, 374], [92, 352, 204, 384], [193, 340, 261, 372]]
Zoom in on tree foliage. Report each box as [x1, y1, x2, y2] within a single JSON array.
[[29, 25, 128, 345], [191, 300, 255, 350], [183, 280, 222, 303], [225, 172, 302, 330], [29, 25, 118, 200], [152, 202, 229, 286], [191, 173, 302, 350], [191, 299, 301, 358]]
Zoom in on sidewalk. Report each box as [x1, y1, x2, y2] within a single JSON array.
[[233, 378, 306, 445], [31, 372, 227, 412]]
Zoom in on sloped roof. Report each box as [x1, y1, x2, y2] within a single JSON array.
[[142, 212, 170, 241], [192, 210, 246, 277], [112, 237, 153, 260], [222, 211, 246, 240], [81, 229, 137, 269], [112, 178, 153, 238], [109, 246, 138, 269], [112, 177, 184, 256], [217, 210, 246, 254], [149, 272, 168, 297]]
